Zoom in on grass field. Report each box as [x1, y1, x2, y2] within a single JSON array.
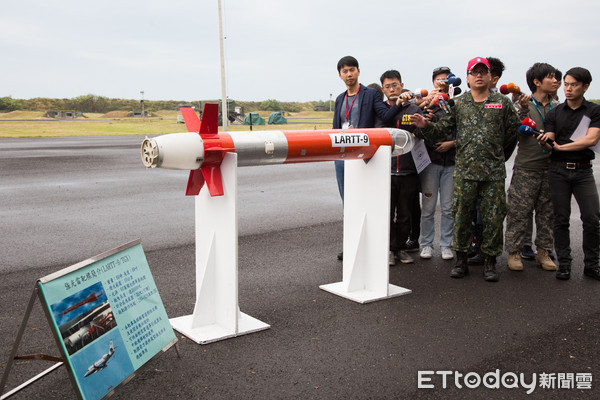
[[0, 111, 335, 137]]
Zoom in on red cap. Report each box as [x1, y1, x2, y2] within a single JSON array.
[[467, 57, 490, 72]]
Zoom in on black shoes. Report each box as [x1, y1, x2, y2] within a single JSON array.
[[450, 252, 469, 278], [405, 239, 420, 253], [556, 266, 600, 280], [556, 265, 571, 280], [483, 255, 499, 282], [521, 245, 536, 260], [584, 267, 600, 280]]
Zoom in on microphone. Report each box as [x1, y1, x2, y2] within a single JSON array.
[[500, 83, 522, 96], [400, 89, 429, 106], [507, 83, 522, 95], [453, 87, 462, 96], [434, 94, 451, 114], [442, 73, 462, 86], [411, 88, 429, 100], [433, 93, 449, 106], [521, 117, 536, 129], [519, 125, 555, 146]]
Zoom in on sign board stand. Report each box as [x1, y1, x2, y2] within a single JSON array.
[[320, 146, 412, 303], [0, 287, 65, 400], [1, 240, 178, 400], [170, 153, 270, 344]]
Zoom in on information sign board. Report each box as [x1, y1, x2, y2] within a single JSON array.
[[37, 240, 176, 400]]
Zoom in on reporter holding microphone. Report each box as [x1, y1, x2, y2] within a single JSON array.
[[504, 63, 559, 273], [418, 67, 457, 261]]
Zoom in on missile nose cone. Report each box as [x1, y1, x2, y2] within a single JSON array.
[[141, 137, 159, 168], [388, 128, 415, 156]]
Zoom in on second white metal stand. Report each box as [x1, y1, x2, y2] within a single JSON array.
[[320, 146, 412, 303]]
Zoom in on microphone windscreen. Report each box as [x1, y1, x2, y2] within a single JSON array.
[[519, 125, 534, 135], [500, 84, 509, 95], [450, 76, 462, 86], [433, 94, 448, 107], [521, 117, 537, 128]]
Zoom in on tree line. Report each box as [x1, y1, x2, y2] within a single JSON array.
[[0, 95, 334, 114]]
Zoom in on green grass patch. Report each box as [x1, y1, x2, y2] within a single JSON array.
[[0, 111, 335, 137]]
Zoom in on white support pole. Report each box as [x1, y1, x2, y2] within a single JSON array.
[[320, 146, 412, 303], [170, 153, 270, 344], [217, 0, 228, 131]]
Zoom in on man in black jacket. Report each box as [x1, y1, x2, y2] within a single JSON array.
[[538, 67, 600, 280], [379, 69, 422, 265]]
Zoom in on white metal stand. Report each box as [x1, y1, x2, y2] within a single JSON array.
[[170, 153, 270, 344], [320, 146, 412, 303]]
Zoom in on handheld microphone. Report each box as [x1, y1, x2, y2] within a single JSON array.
[[401, 89, 429, 106], [438, 99, 451, 114], [433, 94, 451, 113], [521, 117, 536, 129], [452, 87, 462, 96], [411, 88, 429, 100], [519, 125, 555, 146], [500, 83, 522, 96], [442, 73, 462, 86]]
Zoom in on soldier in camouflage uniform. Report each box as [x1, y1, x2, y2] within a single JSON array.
[[411, 57, 520, 282], [505, 63, 559, 272]]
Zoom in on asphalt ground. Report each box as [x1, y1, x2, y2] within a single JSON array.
[[1, 136, 600, 399]]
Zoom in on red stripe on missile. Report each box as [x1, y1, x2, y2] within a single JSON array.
[[147, 103, 412, 197]]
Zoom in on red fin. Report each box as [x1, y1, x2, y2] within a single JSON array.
[[182, 103, 223, 196], [200, 103, 219, 135], [185, 169, 205, 196], [201, 165, 224, 196], [181, 108, 201, 133]]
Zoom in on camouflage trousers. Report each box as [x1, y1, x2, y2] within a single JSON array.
[[452, 178, 506, 256], [504, 168, 554, 253]]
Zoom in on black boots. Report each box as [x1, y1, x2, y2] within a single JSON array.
[[483, 255, 499, 282], [451, 251, 469, 278], [556, 265, 571, 280], [468, 224, 485, 264], [452, 253, 498, 282]]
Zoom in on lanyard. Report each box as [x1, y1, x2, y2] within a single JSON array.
[[531, 97, 553, 124], [345, 85, 360, 122]]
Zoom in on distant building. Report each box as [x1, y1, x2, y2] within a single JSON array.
[[44, 110, 82, 119]]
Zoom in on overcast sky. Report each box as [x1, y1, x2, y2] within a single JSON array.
[[2, 0, 599, 103]]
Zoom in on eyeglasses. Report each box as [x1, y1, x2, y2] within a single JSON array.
[[383, 83, 401, 90], [468, 69, 489, 76]]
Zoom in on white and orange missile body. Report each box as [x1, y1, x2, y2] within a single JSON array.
[[141, 103, 415, 196]]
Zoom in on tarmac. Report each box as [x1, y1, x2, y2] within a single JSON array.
[[2, 220, 600, 399]]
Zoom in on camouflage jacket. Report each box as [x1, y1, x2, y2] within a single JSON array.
[[422, 90, 520, 181]]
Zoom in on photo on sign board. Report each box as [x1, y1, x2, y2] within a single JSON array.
[[69, 332, 135, 400], [49, 282, 117, 356]]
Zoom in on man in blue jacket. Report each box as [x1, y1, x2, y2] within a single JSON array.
[[333, 55, 404, 260], [333, 56, 403, 196]]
